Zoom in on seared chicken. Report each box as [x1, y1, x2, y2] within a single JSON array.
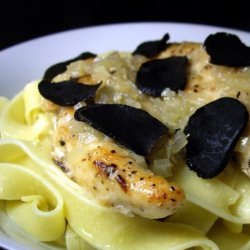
[[51, 107, 185, 219]]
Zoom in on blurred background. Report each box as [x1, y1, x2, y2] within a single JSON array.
[[1, 1, 250, 50]]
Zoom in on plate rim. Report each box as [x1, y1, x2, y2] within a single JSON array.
[[1, 21, 250, 53]]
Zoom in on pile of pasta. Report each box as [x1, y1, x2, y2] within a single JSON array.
[[1, 54, 250, 249]]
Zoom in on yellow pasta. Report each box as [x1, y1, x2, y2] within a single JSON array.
[[66, 225, 95, 250], [168, 201, 217, 234], [0, 90, 49, 141], [0, 138, 219, 250], [208, 221, 250, 250], [172, 164, 248, 224], [3, 166, 65, 242]]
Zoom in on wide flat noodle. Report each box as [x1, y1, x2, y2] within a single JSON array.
[[0, 163, 65, 242], [220, 165, 250, 221], [23, 80, 43, 124], [171, 162, 250, 224], [66, 224, 95, 250], [0, 201, 65, 250], [0, 82, 50, 141], [167, 201, 217, 234], [208, 221, 250, 250], [0, 139, 219, 250]]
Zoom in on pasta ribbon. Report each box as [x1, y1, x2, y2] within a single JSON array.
[[172, 164, 250, 224], [0, 139, 219, 249], [208, 221, 250, 250], [168, 201, 217, 234], [0, 82, 50, 141], [23, 80, 43, 124], [66, 224, 95, 250], [0, 163, 66, 242]]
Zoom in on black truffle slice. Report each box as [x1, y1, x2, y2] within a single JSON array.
[[75, 104, 168, 156], [38, 80, 101, 106], [133, 33, 170, 58], [43, 52, 96, 81], [184, 97, 249, 178], [204, 32, 250, 67], [136, 56, 188, 97]]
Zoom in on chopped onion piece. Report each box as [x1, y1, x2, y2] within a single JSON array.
[[171, 130, 188, 154], [152, 159, 173, 178]]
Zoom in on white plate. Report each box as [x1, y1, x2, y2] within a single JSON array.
[[0, 22, 249, 250]]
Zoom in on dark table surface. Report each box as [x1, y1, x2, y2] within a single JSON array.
[[0, 1, 249, 250], [1, 1, 250, 51]]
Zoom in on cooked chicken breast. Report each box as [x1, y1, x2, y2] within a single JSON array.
[[51, 107, 184, 219]]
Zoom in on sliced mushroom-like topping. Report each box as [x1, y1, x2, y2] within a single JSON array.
[[136, 56, 188, 97], [38, 80, 101, 106], [204, 32, 250, 67], [43, 52, 96, 81], [74, 104, 168, 156], [184, 97, 249, 178], [133, 33, 170, 58]]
